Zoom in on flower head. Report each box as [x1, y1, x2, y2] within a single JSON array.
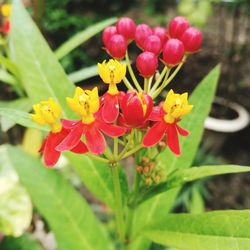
[[98, 59, 126, 95], [1, 3, 11, 18], [142, 89, 192, 155], [66, 87, 99, 124], [30, 98, 62, 133], [163, 89, 193, 123]]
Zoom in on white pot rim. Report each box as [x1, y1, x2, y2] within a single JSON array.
[[204, 97, 249, 133]]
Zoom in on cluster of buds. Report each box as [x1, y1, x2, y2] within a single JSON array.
[[31, 16, 199, 168], [0, 3, 11, 34], [136, 157, 164, 186], [102, 16, 202, 78]]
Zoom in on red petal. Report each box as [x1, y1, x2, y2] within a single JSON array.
[[176, 124, 189, 136], [148, 106, 164, 121], [142, 121, 167, 147], [43, 133, 61, 167], [61, 119, 79, 129], [85, 127, 106, 154], [56, 123, 84, 151], [98, 121, 126, 137], [71, 141, 88, 154], [166, 124, 180, 155], [102, 94, 119, 123]]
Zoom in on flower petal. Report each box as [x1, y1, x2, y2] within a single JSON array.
[[166, 124, 180, 155], [148, 106, 164, 121], [61, 119, 79, 129], [98, 121, 126, 137], [71, 141, 88, 154], [56, 123, 84, 151], [102, 94, 119, 123], [176, 124, 189, 136], [142, 121, 167, 147], [85, 127, 106, 154]]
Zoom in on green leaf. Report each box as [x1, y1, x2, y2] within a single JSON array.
[[1, 145, 114, 250], [0, 68, 17, 85], [55, 17, 117, 60], [0, 146, 32, 237], [143, 210, 250, 250], [132, 65, 221, 249], [0, 108, 48, 132], [67, 153, 128, 209], [136, 165, 250, 203], [0, 98, 32, 131], [0, 233, 42, 250], [10, 0, 75, 117], [68, 64, 98, 83]]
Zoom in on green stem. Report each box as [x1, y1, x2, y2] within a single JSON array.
[[123, 77, 134, 91], [113, 137, 119, 160], [118, 129, 135, 160], [149, 66, 168, 94], [121, 144, 143, 160], [152, 56, 187, 99], [110, 164, 125, 243], [144, 78, 149, 93], [87, 153, 109, 163], [125, 51, 142, 92]]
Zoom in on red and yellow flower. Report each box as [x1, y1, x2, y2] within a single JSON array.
[[98, 59, 126, 123], [31, 98, 87, 167], [56, 87, 126, 154], [142, 89, 193, 155], [0, 3, 11, 34]]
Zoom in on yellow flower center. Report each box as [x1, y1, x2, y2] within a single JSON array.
[[98, 59, 127, 95], [163, 89, 193, 124], [66, 87, 100, 124], [30, 98, 62, 133]]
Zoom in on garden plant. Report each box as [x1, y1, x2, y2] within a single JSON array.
[[1, 1, 250, 250]]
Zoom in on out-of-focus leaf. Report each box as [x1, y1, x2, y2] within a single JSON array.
[[0, 98, 32, 131], [0, 233, 42, 250], [10, 0, 75, 117], [55, 17, 117, 60], [189, 185, 205, 214], [0, 69, 17, 85], [2, 145, 114, 250], [0, 108, 48, 132], [132, 65, 221, 249], [67, 153, 128, 209], [0, 146, 32, 237], [143, 210, 250, 250], [68, 64, 98, 83]]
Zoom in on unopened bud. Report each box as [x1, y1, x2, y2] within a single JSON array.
[[106, 34, 127, 59], [135, 24, 153, 49], [143, 166, 150, 174], [180, 27, 202, 53], [145, 177, 152, 185], [168, 16, 189, 39], [142, 156, 149, 164], [136, 166, 143, 172], [116, 17, 136, 41]]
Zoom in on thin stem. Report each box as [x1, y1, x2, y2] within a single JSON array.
[[118, 129, 135, 160], [113, 137, 119, 160], [87, 153, 109, 163], [125, 51, 142, 92], [152, 56, 187, 99], [121, 144, 143, 160], [149, 66, 168, 94], [147, 76, 153, 93], [123, 77, 134, 91], [144, 78, 149, 93], [110, 164, 125, 243]]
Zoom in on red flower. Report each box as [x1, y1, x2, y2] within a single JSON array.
[[0, 20, 10, 33], [40, 128, 88, 167], [142, 90, 193, 155], [120, 91, 153, 128], [56, 118, 126, 155]]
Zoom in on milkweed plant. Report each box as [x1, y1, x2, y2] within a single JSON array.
[[2, 1, 250, 250]]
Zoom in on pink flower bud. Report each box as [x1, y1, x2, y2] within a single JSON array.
[[168, 16, 189, 39], [142, 35, 162, 55], [102, 26, 117, 47], [181, 27, 202, 52], [135, 24, 153, 49], [153, 26, 168, 44], [106, 34, 127, 59], [162, 39, 185, 66], [136, 51, 158, 78], [120, 91, 153, 128], [116, 17, 136, 41]]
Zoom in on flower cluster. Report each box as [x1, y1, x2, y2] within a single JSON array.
[[0, 3, 11, 34], [31, 16, 199, 170]]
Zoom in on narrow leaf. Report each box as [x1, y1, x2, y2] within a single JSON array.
[[55, 17, 117, 60], [143, 210, 250, 250], [1, 145, 114, 250], [68, 64, 98, 83], [10, 0, 75, 117]]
